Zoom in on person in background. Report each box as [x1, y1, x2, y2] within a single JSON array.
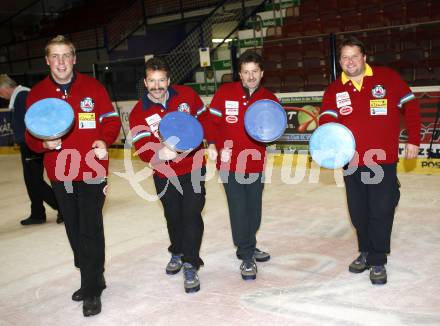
[[0, 74, 62, 225], [320, 36, 421, 285], [129, 57, 209, 294], [25, 35, 121, 316], [205, 50, 278, 281]]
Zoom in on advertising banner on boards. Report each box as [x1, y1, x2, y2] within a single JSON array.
[[273, 88, 440, 159]]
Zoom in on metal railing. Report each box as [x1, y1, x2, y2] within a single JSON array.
[[0, 0, 253, 74], [165, 0, 270, 85], [0, 0, 82, 45], [92, 0, 271, 101], [0, 27, 105, 74], [105, 1, 146, 51]]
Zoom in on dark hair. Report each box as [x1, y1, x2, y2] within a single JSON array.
[[238, 50, 264, 71], [338, 36, 366, 57], [145, 57, 170, 78]]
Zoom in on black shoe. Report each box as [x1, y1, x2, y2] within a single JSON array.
[[83, 296, 101, 317], [254, 248, 270, 262], [240, 260, 257, 280], [72, 276, 106, 302], [183, 263, 200, 293], [166, 253, 183, 275], [20, 216, 46, 225], [369, 265, 387, 285], [56, 213, 64, 224], [349, 252, 369, 273], [236, 248, 271, 262], [72, 288, 83, 301]]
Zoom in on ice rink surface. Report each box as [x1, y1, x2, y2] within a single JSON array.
[[0, 154, 439, 326]]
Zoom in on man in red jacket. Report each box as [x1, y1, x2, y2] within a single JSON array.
[[320, 36, 420, 285], [25, 35, 121, 316], [205, 50, 279, 280], [129, 57, 208, 293]]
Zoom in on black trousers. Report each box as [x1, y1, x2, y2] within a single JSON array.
[[153, 168, 206, 269], [19, 143, 58, 219], [221, 171, 264, 261], [343, 163, 400, 266], [51, 180, 107, 297]]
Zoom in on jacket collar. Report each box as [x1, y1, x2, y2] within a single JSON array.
[[341, 63, 373, 91], [9, 85, 30, 109], [49, 70, 77, 96], [241, 82, 261, 98], [142, 86, 178, 110]]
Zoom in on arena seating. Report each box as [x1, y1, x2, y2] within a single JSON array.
[[261, 0, 440, 93]]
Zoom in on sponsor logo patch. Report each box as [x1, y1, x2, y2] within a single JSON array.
[[226, 108, 239, 116], [78, 112, 96, 129], [225, 100, 239, 109], [80, 97, 94, 112], [177, 103, 190, 113], [226, 115, 238, 124], [371, 85, 386, 98], [370, 99, 388, 115], [145, 113, 161, 126], [145, 113, 161, 137], [336, 92, 351, 108], [339, 106, 353, 116]]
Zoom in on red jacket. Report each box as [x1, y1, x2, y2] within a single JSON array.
[[25, 73, 121, 181], [129, 85, 208, 178], [320, 66, 421, 166], [206, 82, 279, 173]]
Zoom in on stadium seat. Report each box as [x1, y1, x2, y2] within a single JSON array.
[[361, 11, 387, 29], [391, 59, 415, 84], [221, 73, 233, 84], [414, 24, 440, 52], [302, 20, 322, 36], [413, 61, 438, 86], [337, 0, 359, 13], [340, 10, 363, 32], [264, 60, 283, 72], [429, 46, 440, 60], [321, 17, 343, 34], [263, 44, 284, 62], [283, 58, 302, 70], [399, 27, 421, 51], [282, 70, 305, 92], [299, 0, 320, 19], [266, 25, 283, 40], [371, 51, 397, 66], [285, 6, 299, 18], [399, 48, 426, 64], [301, 37, 327, 57], [430, 1, 440, 20], [406, 0, 430, 23], [283, 20, 303, 38], [357, 0, 382, 12], [369, 29, 398, 52], [382, 2, 407, 26], [303, 67, 330, 91], [263, 71, 283, 93], [431, 26, 440, 49], [302, 56, 325, 70], [318, 0, 339, 14]]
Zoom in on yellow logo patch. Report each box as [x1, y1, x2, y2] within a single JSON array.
[[78, 113, 96, 129], [369, 99, 387, 108]]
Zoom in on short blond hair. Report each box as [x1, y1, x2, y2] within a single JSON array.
[[0, 74, 17, 89], [45, 35, 76, 56]]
